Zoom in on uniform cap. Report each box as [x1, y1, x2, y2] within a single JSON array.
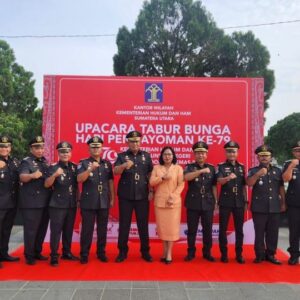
[[192, 141, 208, 152], [126, 131, 142, 142], [87, 136, 103, 147]]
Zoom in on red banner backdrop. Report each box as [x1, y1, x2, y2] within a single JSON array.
[[43, 76, 264, 244]]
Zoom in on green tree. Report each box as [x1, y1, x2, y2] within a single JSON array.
[[0, 40, 41, 158], [0, 113, 26, 158], [0, 40, 38, 118], [113, 0, 275, 108], [265, 113, 300, 164]]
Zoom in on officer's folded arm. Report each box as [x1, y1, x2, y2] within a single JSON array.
[[282, 162, 297, 182], [77, 166, 92, 183], [217, 175, 232, 185], [44, 169, 61, 188], [19, 172, 40, 183], [246, 172, 261, 187], [113, 162, 130, 175], [184, 170, 201, 181]]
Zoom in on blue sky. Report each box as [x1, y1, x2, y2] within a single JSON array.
[[1, 0, 299, 133]]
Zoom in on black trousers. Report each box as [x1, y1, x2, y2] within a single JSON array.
[[252, 212, 280, 258], [287, 206, 300, 258], [118, 198, 150, 255], [0, 208, 17, 257], [21, 207, 49, 259], [49, 207, 77, 258], [80, 208, 109, 258], [186, 209, 214, 256], [219, 206, 244, 257]]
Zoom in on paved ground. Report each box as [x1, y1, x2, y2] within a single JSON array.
[[1, 226, 299, 300]]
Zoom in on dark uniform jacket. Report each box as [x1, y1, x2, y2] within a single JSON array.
[[184, 163, 217, 211], [48, 161, 78, 208], [114, 150, 153, 201], [248, 164, 283, 213], [217, 160, 246, 208], [77, 157, 113, 209], [0, 156, 19, 209], [282, 160, 300, 207], [18, 154, 51, 208]]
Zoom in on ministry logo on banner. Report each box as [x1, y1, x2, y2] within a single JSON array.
[[145, 83, 163, 103]]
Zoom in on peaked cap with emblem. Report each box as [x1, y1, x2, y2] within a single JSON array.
[[224, 141, 240, 150], [292, 140, 300, 150], [87, 136, 103, 147], [192, 141, 209, 152], [126, 131, 142, 142], [255, 144, 273, 156], [0, 135, 12, 146], [56, 141, 72, 151], [29, 136, 45, 146]]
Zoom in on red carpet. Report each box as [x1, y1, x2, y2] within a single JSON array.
[[0, 242, 299, 283]]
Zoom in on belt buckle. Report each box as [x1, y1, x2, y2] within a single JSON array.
[[233, 186, 238, 193], [135, 173, 140, 181], [200, 186, 205, 194], [98, 185, 103, 193], [69, 185, 73, 193]]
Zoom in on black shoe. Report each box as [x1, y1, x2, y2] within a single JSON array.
[[26, 258, 36, 265], [253, 257, 264, 264], [142, 253, 153, 262], [50, 257, 59, 267], [221, 256, 229, 263], [115, 253, 127, 263], [165, 259, 172, 265], [288, 257, 299, 265], [0, 254, 20, 262], [236, 256, 245, 264], [61, 253, 79, 261], [203, 254, 215, 262], [160, 257, 166, 263], [265, 255, 282, 265], [35, 254, 48, 261], [184, 254, 195, 262], [80, 256, 88, 264], [97, 254, 108, 263]]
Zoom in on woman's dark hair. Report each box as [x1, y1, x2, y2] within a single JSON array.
[[159, 146, 177, 165]]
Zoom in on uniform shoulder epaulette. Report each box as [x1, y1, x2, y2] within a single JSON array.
[[207, 163, 215, 167], [22, 156, 33, 163], [79, 157, 89, 162], [283, 160, 292, 165], [237, 161, 244, 166], [186, 162, 194, 167]]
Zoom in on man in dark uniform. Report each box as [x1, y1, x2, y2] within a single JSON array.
[[19, 136, 51, 265], [247, 145, 286, 265], [77, 136, 114, 264], [114, 131, 153, 263], [0, 136, 20, 267], [45, 142, 79, 266], [184, 142, 217, 262], [217, 141, 248, 264], [282, 141, 300, 265]]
